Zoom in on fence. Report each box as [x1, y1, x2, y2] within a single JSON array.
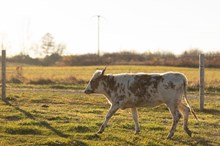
[[1, 50, 6, 101], [199, 54, 205, 111], [1, 50, 206, 111]]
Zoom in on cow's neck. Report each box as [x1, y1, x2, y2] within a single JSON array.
[[99, 75, 117, 97]]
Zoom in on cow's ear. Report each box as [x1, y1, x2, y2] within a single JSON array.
[[101, 67, 106, 76]]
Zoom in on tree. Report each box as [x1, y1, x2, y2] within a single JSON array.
[[38, 33, 66, 57], [41, 33, 55, 56], [55, 43, 66, 55]]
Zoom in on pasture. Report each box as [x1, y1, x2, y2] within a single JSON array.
[[0, 91, 220, 145], [0, 65, 220, 145], [5, 65, 220, 92]]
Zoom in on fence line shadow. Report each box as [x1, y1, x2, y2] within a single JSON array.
[[203, 108, 220, 116], [4, 100, 67, 138]]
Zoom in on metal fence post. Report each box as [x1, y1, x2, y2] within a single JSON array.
[[199, 54, 205, 111], [2, 50, 6, 101]]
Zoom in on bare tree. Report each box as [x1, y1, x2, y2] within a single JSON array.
[[41, 33, 55, 56], [55, 43, 66, 55], [40, 33, 66, 57]]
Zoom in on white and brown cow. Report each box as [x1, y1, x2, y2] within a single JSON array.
[[84, 68, 198, 139]]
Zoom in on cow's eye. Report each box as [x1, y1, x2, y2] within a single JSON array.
[[90, 79, 99, 89], [90, 80, 95, 85]]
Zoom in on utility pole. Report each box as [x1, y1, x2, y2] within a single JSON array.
[[23, 18, 31, 55], [97, 15, 100, 57]]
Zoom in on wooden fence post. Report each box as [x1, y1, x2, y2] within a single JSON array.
[[199, 54, 205, 111], [2, 50, 6, 101]]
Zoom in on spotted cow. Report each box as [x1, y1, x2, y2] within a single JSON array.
[[84, 68, 198, 139]]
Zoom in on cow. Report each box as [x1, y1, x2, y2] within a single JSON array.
[[84, 68, 198, 139]]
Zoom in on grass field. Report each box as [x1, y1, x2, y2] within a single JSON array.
[[0, 91, 219, 145], [0, 65, 219, 145]]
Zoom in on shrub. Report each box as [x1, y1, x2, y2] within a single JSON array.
[[28, 78, 55, 84]]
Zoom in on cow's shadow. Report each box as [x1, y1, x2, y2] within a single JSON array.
[[4, 100, 67, 138]]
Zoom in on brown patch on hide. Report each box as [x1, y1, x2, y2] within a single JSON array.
[[129, 83, 148, 97], [117, 95, 125, 102], [120, 83, 126, 94], [90, 77, 101, 90], [106, 76, 117, 90], [163, 81, 176, 89], [168, 81, 176, 89], [102, 75, 117, 96], [129, 75, 163, 98]]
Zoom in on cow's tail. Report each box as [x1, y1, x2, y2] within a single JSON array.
[[183, 77, 199, 122]]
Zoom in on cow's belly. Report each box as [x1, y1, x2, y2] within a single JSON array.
[[119, 95, 164, 109], [137, 98, 163, 107]]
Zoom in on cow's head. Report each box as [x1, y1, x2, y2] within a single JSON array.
[[84, 67, 106, 94]]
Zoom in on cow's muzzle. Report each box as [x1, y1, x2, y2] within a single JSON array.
[[84, 89, 93, 94]]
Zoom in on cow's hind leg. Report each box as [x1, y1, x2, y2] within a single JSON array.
[[97, 104, 119, 134], [131, 108, 140, 134], [178, 102, 192, 137], [167, 104, 181, 139]]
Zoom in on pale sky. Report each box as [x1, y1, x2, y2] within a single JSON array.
[[0, 0, 220, 57]]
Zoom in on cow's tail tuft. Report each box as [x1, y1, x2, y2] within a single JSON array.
[[183, 77, 199, 122]]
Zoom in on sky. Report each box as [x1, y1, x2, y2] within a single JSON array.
[[0, 0, 220, 57]]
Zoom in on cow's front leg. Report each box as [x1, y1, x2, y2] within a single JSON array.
[[131, 107, 140, 134], [97, 103, 119, 134]]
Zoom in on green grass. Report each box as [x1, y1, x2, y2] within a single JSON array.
[[0, 90, 219, 145], [1, 65, 220, 145]]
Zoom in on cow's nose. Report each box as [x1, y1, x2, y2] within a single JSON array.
[[84, 89, 90, 94], [84, 89, 93, 94]]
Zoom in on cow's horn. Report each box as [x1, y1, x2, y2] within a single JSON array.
[[101, 67, 106, 75]]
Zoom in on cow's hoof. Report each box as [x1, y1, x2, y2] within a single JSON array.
[[167, 136, 172, 140], [184, 127, 192, 137], [167, 133, 174, 139], [97, 130, 104, 134], [186, 129, 192, 137], [134, 130, 140, 134]]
